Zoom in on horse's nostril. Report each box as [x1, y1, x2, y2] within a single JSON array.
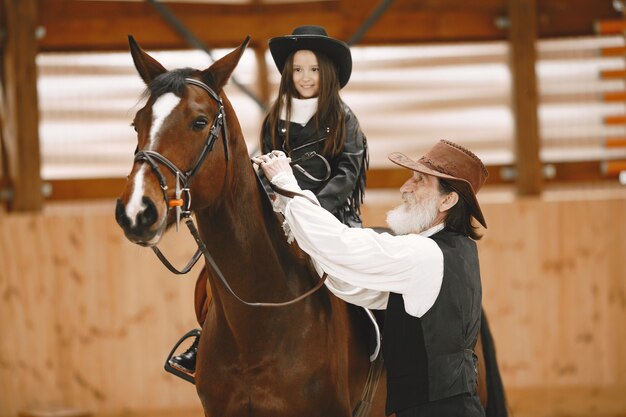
[[137, 196, 158, 228], [115, 199, 131, 229]]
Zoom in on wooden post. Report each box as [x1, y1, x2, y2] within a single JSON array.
[[1, 0, 43, 210], [254, 45, 271, 108], [508, 0, 542, 195]]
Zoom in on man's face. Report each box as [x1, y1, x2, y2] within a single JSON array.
[[386, 171, 443, 235]]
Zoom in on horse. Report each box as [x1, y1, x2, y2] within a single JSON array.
[[114, 36, 508, 417]]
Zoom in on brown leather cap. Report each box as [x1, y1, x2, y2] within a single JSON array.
[[388, 140, 489, 228]]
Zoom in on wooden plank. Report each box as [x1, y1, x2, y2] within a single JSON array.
[[604, 115, 626, 125], [594, 18, 626, 35], [507, 0, 542, 195], [27, 0, 622, 52], [253, 45, 271, 108], [537, 0, 620, 37], [2, 189, 626, 416], [600, 69, 626, 80], [15, 163, 619, 203], [36, 0, 343, 52], [605, 137, 626, 147], [0, 0, 5, 185], [604, 160, 626, 175], [600, 46, 626, 57], [47, 178, 128, 200], [602, 91, 626, 102], [0, 205, 202, 416], [1, 0, 43, 210]]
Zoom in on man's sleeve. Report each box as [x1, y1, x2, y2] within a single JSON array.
[[273, 172, 444, 316]]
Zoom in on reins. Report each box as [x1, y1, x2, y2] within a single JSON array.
[[137, 77, 327, 307]]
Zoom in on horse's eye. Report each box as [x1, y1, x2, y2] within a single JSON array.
[[192, 118, 209, 131], [131, 122, 137, 132]]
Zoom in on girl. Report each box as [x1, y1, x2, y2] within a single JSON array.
[[261, 24, 368, 226]]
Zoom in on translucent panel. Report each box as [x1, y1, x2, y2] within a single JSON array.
[[35, 35, 626, 179], [37, 48, 262, 179], [537, 35, 626, 163]]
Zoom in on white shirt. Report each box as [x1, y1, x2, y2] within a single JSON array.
[[279, 97, 318, 126], [271, 171, 445, 318]]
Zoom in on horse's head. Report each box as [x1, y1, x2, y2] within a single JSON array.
[[115, 35, 249, 246]]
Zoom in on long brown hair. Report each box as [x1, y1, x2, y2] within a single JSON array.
[[260, 51, 346, 157]]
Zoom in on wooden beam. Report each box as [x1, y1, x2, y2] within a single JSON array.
[[606, 137, 626, 148], [35, 162, 620, 201], [603, 160, 626, 175], [0, 0, 6, 186], [538, 0, 620, 38], [508, 0, 542, 195], [594, 18, 626, 35], [36, 1, 342, 52], [253, 45, 271, 108], [600, 46, 626, 57], [604, 115, 626, 125], [600, 69, 626, 80], [602, 91, 626, 102], [1, 0, 43, 211], [47, 178, 127, 200], [28, 0, 621, 53]]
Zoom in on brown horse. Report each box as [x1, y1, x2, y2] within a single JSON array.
[[115, 37, 386, 417], [115, 37, 507, 417]]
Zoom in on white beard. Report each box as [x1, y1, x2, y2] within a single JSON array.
[[386, 191, 440, 235]]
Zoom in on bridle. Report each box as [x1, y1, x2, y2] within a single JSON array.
[[134, 77, 229, 228], [133, 77, 326, 307]]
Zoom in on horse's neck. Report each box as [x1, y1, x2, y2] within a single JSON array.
[[199, 153, 271, 244], [196, 151, 311, 312]]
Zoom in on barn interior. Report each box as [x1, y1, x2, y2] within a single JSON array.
[[1, 1, 626, 417]]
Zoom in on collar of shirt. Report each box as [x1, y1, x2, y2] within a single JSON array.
[[280, 96, 318, 126], [419, 223, 445, 238]]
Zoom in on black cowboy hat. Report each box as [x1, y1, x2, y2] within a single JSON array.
[[269, 25, 352, 88], [388, 140, 489, 228]]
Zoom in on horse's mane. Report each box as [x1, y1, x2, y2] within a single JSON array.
[[141, 67, 197, 100]]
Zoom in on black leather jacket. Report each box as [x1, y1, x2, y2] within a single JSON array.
[[261, 104, 368, 226]]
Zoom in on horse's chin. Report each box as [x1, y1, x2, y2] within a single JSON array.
[[124, 219, 167, 248], [127, 230, 163, 247]]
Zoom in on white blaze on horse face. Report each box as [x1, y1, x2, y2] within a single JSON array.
[[125, 93, 181, 227], [149, 93, 181, 148]]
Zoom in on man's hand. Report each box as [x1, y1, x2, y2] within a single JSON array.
[[252, 150, 292, 182]]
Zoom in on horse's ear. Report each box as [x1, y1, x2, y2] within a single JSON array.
[[128, 35, 167, 85], [202, 36, 250, 91]]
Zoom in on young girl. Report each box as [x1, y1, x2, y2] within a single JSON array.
[[261, 24, 368, 226], [167, 25, 368, 378]]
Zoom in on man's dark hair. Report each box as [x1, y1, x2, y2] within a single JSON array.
[[438, 179, 483, 240]]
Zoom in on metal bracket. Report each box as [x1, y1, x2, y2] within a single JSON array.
[[0, 182, 52, 201], [499, 164, 556, 181], [494, 16, 511, 30]]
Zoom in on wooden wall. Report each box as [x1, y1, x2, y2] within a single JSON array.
[[1, 185, 626, 417]]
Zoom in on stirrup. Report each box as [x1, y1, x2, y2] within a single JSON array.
[[164, 328, 201, 384]]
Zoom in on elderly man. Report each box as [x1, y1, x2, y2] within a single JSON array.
[[254, 139, 489, 417]]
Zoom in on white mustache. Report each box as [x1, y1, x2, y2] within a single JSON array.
[[402, 192, 416, 204]]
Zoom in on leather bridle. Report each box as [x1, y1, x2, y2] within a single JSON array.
[[134, 77, 326, 307], [134, 77, 229, 229]]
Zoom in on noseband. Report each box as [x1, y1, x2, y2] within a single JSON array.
[[133, 77, 326, 307]]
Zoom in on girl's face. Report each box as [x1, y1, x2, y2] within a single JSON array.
[[292, 50, 320, 98]]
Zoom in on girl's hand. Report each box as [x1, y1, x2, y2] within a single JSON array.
[[252, 151, 292, 182]]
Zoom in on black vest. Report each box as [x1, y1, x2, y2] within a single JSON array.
[[382, 230, 482, 415]]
